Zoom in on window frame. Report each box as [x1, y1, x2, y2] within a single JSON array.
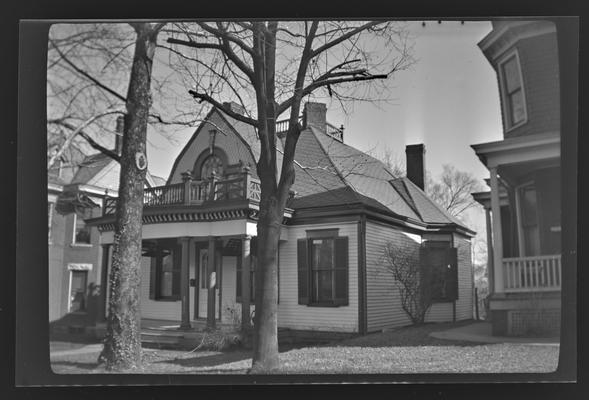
[[68, 270, 88, 313], [150, 243, 181, 301], [48, 202, 54, 242], [497, 49, 528, 132], [72, 209, 92, 246], [298, 230, 348, 307]]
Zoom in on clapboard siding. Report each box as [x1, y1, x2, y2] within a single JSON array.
[[455, 235, 474, 320], [365, 221, 416, 332], [277, 222, 358, 332], [140, 256, 182, 321]]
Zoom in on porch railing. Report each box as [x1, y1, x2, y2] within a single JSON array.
[[103, 170, 261, 216], [502, 254, 561, 292]]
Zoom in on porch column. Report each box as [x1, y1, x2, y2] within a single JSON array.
[[207, 236, 217, 329], [240, 235, 251, 330], [489, 167, 504, 293], [485, 208, 495, 294], [179, 237, 191, 330]]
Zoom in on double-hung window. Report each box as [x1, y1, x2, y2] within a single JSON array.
[[499, 51, 527, 129], [73, 208, 92, 245], [297, 230, 348, 306]]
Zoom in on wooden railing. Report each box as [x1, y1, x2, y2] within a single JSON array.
[[102, 171, 261, 216], [502, 255, 561, 292]]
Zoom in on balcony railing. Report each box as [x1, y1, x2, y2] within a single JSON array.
[[502, 255, 561, 292], [103, 169, 261, 216]]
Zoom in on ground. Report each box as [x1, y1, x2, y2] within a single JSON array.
[[50, 321, 559, 375]]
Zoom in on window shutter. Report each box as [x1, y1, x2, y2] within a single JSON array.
[[236, 255, 242, 302], [172, 245, 181, 299], [149, 256, 157, 300], [334, 237, 349, 306], [297, 238, 310, 305], [445, 247, 459, 300]]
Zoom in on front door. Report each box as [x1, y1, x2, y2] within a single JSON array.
[[194, 244, 221, 319]]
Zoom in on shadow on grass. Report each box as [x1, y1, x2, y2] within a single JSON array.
[[51, 360, 101, 371], [155, 350, 252, 368]]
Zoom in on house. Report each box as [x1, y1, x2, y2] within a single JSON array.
[[87, 102, 475, 339], [48, 117, 164, 337], [471, 20, 561, 336]]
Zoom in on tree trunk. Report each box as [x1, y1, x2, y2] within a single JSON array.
[[99, 23, 159, 371], [250, 191, 281, 372]]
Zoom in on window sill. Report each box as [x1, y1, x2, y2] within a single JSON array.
[[70, 243, 93, 248], [154, 298, 181, 302], [306, 303, 345, 308]]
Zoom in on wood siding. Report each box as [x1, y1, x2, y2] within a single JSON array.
[[365, 221, 474, 332], [277, 222, 359, 332], [365, 221, 416, 332]]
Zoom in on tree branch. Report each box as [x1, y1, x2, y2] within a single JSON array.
[[187, 90, 258, 126]]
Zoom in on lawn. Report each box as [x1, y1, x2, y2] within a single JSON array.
[[50, 321, 559, 375]]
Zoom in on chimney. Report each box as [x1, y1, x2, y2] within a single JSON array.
[[303, 102, 327, 131], [222, 101, 245, 115], [405, 143, 426, 190], [114, 115, 124, 156]]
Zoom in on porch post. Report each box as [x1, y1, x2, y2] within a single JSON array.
[[207, 236, 216, 329], [181, 171, 193, 205], [489, 167, 504, 293], [241, 235, 251, 330], [179, 237, 191, 330], [485, 208, 495, 294]]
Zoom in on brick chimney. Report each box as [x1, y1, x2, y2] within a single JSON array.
[[405, 143, 426, 190], [222, 101, 245, 115], [303, 102, 327, 131], [114, 115, 124, 156]]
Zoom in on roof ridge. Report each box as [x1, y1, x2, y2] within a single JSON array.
[[307, 126, 366, 205]]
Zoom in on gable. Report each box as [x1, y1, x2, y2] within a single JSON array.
[[167, 109, 258, 184]]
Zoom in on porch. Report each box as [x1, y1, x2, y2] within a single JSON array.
[[502, 255, 561, 292]]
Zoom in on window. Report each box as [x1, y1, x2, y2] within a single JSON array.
[[297, 234, 348, 306], [73, 208, 92, 245], [520, 185, 541, 256], [420, 243, 458, 302], [499, 52, 527, 129], [149, 244, 181, 300], [200, 155, 224, 179], [69, 270, 88, 312]]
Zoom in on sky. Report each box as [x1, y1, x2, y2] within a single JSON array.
[[144, 20, 502, 249]]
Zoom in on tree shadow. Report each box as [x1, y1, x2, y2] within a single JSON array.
[[156, 350, 252, 368]]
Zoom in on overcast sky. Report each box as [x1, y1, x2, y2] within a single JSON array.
[[145, 20, 501, 245]]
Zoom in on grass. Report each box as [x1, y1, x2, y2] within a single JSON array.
[[50, 320, 559, 375]]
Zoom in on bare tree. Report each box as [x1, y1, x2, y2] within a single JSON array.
[[427, 164, 484, 219], [382, 243, 438, 324], [373, 146, 405, 178], [168, 21, 413, 372]]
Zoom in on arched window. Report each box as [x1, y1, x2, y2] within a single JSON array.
[[200, 155, 224, 179]]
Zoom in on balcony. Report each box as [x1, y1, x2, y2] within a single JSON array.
[[103, 169, 261, 216], [502, 255, 561, 292]]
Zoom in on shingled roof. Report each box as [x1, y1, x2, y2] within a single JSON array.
[[200, 105, 473, 234]]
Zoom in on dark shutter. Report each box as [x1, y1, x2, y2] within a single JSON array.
[[334, 236, 349, 306], [149, 256, 157, 300], [236, 255, 242, 302], [445, 247, 458, 300], [297, 238, 310, 305], [172, 245, 181, 299]]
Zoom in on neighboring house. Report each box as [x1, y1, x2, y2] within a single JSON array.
[[88, 102, 475, 338], [48, 117, 164, 337], [471, 20, 561, 336]]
